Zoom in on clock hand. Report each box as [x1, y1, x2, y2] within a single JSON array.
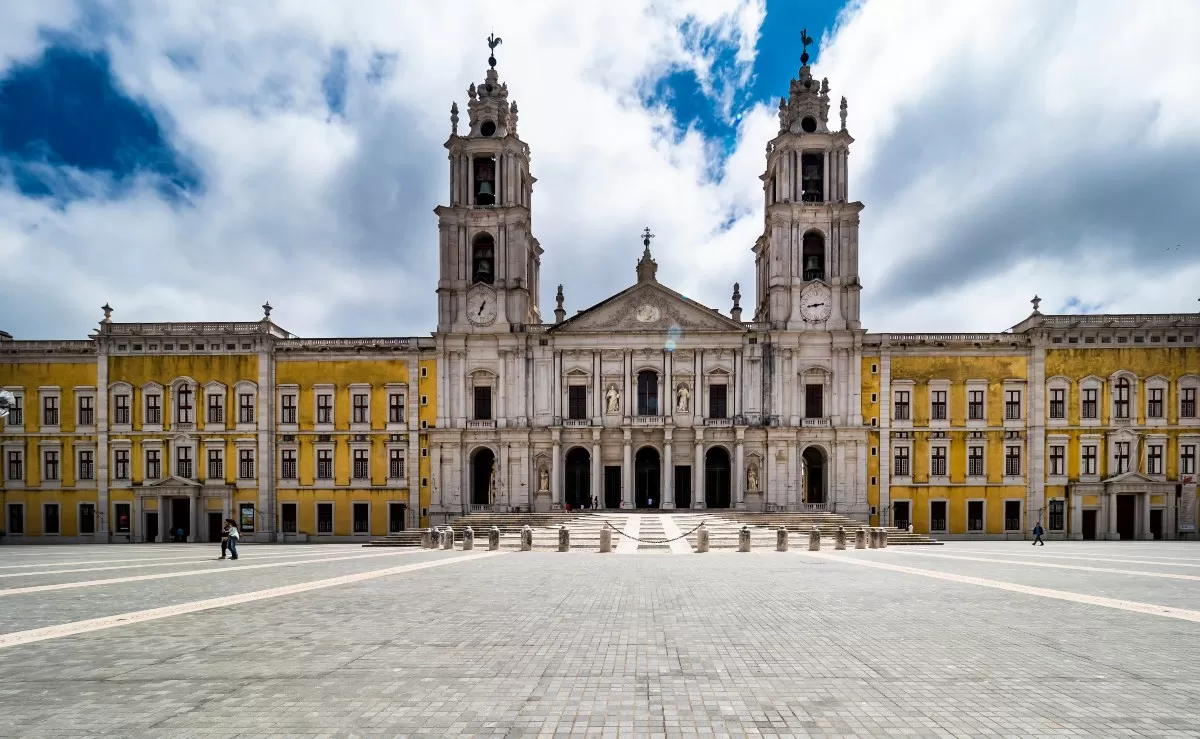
[[805, 302, 826, 308], [477, 302, 486, 315]]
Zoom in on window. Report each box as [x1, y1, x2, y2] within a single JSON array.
[[1114, 441, 1131, 474], [114, 449, 130, 480], [388, 393, 406, 424], [281, 503, 298, 533], [930, 390, 947, 421], [114, 393, 130, 425], [893, 447, 910, 476], [352, 394, 369, 424], [1082, 388, 1098, 419], [1082, 445, 1097, 476], [239, 449, 255, 479], [637, 371, 658, 416], [568, 386, 587, 420], [1004, 501, 1021, 532], [239, 503, 255, 533], [968, 390, 984, 421], [1148, 388, 1164, 419], [389, 449, 405, 479], [1049, 389, 1065, 419], [967, 500, 984, 532], [472, 233, 495, 282], [42, 395, 59, 426], [43, 450, 59, 481], [1049, 445, 1064, 476], [930, 501, 947, 532], [177, 386, 193, 424], [1182, 388, 1196, 418], [5, 450, 21, 481], [317, 394, 333, 425], [238, 394, 255, 424], [207, 394, 224, 423], [7, 504, 24, 535], [317, 503, 334, 534], [1182, 445, 1196, 476], [1048, 499, 1065, 531], [82, 504, 98, 536], [281, 449, 297, 479], [1004, 390, 1021, 420], [146, 394, 162, 425], [281, 394, 297, 424], [473, 157, 497, 207], [78, 450, 94, 480], [43, 503, 60, 535], [317, 449, 333, 479], [1114, 378, 1131, 419], [353, 449, 369, 479], [800, 230, 825, 277], [709, 384, 728, 419], [146, 450, 161, 480], [5, 394, 21, 425], [1147, 444, 1163, 476], [474, 386, 493, 420], [353, 502, 369, 534], [208, 449, 224, 480], [77, 395, 94, 426], [968, 446, 984, 477], [805, 384, 823, 418], [893, 391, 910, 421], [114, 502, 131, 534], [1004, 445, 1021, 477], [176, 446, 193, 478], [930, 447, 947, 477]]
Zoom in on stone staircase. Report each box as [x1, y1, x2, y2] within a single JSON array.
[[361, 531, 425, 547], [713, 511, 943, 545]]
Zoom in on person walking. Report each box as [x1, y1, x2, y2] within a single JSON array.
[[219, 520, 231, 559], [1032, 520, 1045, 546], [226, 518, 240, 560]]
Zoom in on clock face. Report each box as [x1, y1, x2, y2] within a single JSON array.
[[635, 305, 661, 323], [467, 288, 497, 325], [799, 284, 832, 322]]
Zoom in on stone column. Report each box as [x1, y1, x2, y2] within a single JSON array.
[[694, 435, 705, 508], [189, 495, 199, 542], [1070, 490, 1083, 540], [663, 431, 674, 509], [591, 437, 602, 508], [133, 495, 143, 542], [1141, 492, 1152, 540], [735, 435, 745, 508], [1107, 493, 1118, 540], [551, 439, 562, 508], [822, 150, 830, 202], [498, 350, 507, 424], [788, 441, 799, 508], [156, 495, 165, 542], [622, 433, 633, 508]]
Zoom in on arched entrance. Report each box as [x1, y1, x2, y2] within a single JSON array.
[[802, 446, 826, 504], [471, 447, 495, 506], [564, 447, 591, 509], [634, 447, 660, 509], [705, 447, 732, 509]]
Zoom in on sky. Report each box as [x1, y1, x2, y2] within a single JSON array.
[[1, 0, 1197, 340]]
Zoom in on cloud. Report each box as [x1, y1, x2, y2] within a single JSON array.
[[0, 0, 1197, 340]]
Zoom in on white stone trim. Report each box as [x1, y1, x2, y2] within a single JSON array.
[[235, 437, 257, 488], [1144, 376, 1169, 426], [315, 500, 335, 536], [204, 438, 226, 484], [142, 438, 163, 482], [350, 439, 371, 487], [275, 383, 299, 431], [2, 386, 25, 431], [41, 501, 61, 536], [927, 379, 950, 429], [1108, 370, 1138, 424], [1002, 379, 1025, 428], [891, 379, 914, 429], [233, 380, 258, 432], [142, 381, 164, 432], [928, 497, 949, 533], [1002, 498, 1023, 532], [173, 438, 197, 480], [109, 382, 133, 431], [169, 376, 199, 430], [891, 437, 912, 484], [1002, 439, 1024, 485], [110, 439, 132, 487], [39, 439, 62, 489], [277, 443, 299, 488], [928, 440, 949, 484], [385, 383, 408, 431], [1079, 375, 1103, 426], [3, 440, 25, 488], [75, 442, 97, 488], [202, 381, 227, 430], [348, 383, 372, 431], [313, 384, 335, 432], [1108, 429, 1137, 476], [966, 436, 988, 484], [74, 385, 96, 431], [1179, 435, 1199, 480], [1177, 374, 1199, 427], [350, 499, 372, 536], [38, 385, 62, 434], [1046, 434, 1068, 483], [314, 441, 336, 482], [1046, 376, 1070, 427], [966, 497, 986, 533], [1079, 433, 1101, 481], [386, 443, 408, 486], [1144, 433, 1168, 479]]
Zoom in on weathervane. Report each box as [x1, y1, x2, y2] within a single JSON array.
[[800, 27, 814, 66], [487, 33, 503, 68]]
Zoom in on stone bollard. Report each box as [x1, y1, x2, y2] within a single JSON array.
[[599, 527, 612, 553], [463, 526, 475, 550], [808, 525, 821, 551], [738, 525, 752, 552], [520, 525, 533, 552], [880, 528, 889, 548], [443, 527, 454, 550], [835, 525, 846, 551], [558, 525, 570, 552], [868, 528, 880, 549], [696, 524, 710, 553], [776, 527, 789, 552], [488, 526, 500, 551], [421, 528, 432, 549], [855, 527, 867, 549]]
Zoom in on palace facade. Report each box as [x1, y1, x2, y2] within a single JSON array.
[[2, 46, 1197, 543]]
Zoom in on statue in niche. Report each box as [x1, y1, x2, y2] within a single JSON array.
[[746, 464, 760, 492], [676, 384, 690, 413], [605, 385, 620, 414], [538, 465, 550, 493]]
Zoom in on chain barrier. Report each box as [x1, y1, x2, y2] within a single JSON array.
[[602, 519, 708, 544]]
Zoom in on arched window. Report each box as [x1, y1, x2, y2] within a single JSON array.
[[1114, 377, 1131, 419], [802, 231, 825, 281], [473, 155, 496, 206], [636, 370, 658, 416], [801, 153, 824, 202], [472, 234, 495, 284]]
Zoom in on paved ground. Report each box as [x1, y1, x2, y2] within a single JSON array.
[[2, 518, 1199, 738]]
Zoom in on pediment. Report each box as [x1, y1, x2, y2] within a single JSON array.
[[1100, 471, 1160, 485], [146, 475, 200, 488], [549, 281, 745, 334]]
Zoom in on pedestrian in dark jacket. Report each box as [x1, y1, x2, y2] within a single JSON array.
[[1032, 521, 1045, 546]]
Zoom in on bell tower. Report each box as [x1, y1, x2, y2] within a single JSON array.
[[753, 30, 863, 332], [435, 35, 542, 334]]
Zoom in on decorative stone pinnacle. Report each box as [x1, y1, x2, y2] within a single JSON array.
[[450, 102, 459, 135], [262, 301, 273, 320], [732, 282, 741, 306], [555, 285, 564, 309], [101, 303, 113, 322], [840, 96, 848, 131], [1031, 295, 1042, 314]]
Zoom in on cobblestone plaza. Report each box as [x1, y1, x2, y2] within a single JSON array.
[[2, 526, 1199, 738]]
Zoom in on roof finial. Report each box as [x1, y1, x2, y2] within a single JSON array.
[[1031, 295, 1042, 315], [554, 285, 566, 324], [731, 282, 743, 323], [641, 226, 655, 252], [101, 303, 113, 323], [450, 102, 459, 135], [487, 33, 503, 69], [799, 27, 814, 66], [840, 96, 848, 131], [262, 301, 273, 320], [636, 227, 658, 283]]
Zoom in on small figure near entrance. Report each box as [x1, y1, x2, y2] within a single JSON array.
[[226, 518, 240, 560], [1032, 520, 1045, 546], [219, 520, 231, 559], [676, 384, 690, 413]]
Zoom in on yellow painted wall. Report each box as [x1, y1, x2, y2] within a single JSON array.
[[890, 485, 1028, 535], [418, 356, 437, 527], [889, 355, 1027, 426]]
